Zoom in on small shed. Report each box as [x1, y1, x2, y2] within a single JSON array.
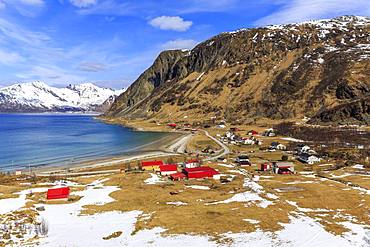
[[159, 164, 178, 176], [141, 160, 164, 171], [260, 163, 272, 171], [47, 187, 70, 200]]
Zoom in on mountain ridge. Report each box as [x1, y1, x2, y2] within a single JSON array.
[[0, 81, 125, 113], [106, 15, 369, 125]]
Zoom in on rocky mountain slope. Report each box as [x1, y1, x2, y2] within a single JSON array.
[[0, 82, 124, 113], [107, 16, 370, 125]]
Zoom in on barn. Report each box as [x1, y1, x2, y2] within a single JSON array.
[[141, 160, 164, 171], [159, 164, 178, 176], [47, 187, 70, 200], [183, 166, 219, 179]]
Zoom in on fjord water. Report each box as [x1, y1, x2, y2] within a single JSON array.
[[0, 114, 167, 171]]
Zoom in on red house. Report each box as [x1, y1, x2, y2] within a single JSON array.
[[170, 172, 186, 181], [47, 187, 70, 200], [183, 166, 219, 179], [159, 164, 178, 176]]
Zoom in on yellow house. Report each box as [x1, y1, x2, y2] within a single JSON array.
[[141, 160, 163, 171]]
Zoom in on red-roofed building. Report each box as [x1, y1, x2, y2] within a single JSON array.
[[183, 166, 219, 179], [167, 123, 177, 128], [170, 172, 186, 181], [141, 160, 164, 171], [248, 130, 259, 136], [159, 164, 178, 176], [47, 187, 70, 200]]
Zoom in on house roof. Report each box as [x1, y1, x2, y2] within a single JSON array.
[[237, 155, 249, 159], [141, 160, 164, 167], [186, 159, 199, 164], [184, 166, 219, 175], [274, 162, 294, 167], [170, 172, 186, 179], [300, 153, 317, 159], [159, 164, 178, 172]]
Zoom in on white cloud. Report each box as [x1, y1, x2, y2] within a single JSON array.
[[162, 39, 197, 50], [78, 61, 107, 72], [0, 18, 50, 46], [256, 0, 370, 26], [0, 49, 24, 65], [17, 65, 85, 84], [76, 0, 131, 15], [70, 0, 97, 8], [149, 16, 193, 32]]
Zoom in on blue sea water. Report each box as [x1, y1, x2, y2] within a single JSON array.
[[0, 114, 168, 171]]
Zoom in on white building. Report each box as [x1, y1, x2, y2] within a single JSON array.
[[298, 153, 321, 165]]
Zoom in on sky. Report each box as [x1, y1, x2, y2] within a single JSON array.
[[0, 0, 369, 89]]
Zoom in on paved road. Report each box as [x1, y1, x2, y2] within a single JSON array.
[[202, 130, 230, 161]]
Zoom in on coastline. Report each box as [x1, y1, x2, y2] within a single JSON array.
[[33, 130, 191, 175], [1, 114, 192, 175]]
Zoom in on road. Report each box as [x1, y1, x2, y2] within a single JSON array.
[[202, 130, 230, 161]]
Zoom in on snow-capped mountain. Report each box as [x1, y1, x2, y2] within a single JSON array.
[[0, 81, 125, 113]]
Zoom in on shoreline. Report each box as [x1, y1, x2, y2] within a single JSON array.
[[2, 114, 193, 175], [33, 131, 191, 175]]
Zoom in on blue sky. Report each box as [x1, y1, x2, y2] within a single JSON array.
[[0, 0, 369, 89]]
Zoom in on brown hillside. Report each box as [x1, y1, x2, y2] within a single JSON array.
[[106, 16, 370, 125]]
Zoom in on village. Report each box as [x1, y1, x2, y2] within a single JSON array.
[[0, 119, 369, 246]]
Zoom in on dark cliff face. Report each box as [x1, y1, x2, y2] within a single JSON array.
[[107, 16, 370, 125], [106, 50, 187, 117]]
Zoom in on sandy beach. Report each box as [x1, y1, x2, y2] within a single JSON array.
[[33, 131, 192, 176]]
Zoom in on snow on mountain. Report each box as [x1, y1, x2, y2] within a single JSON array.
[[0, 81, 125, 113]]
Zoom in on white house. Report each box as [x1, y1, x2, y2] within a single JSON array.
[[243, 139, 255, 145], [276, 144, 287, 150]]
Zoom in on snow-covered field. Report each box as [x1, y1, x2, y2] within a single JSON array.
[[0, 187, 49, 214], [1, 175, 369, 247]]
